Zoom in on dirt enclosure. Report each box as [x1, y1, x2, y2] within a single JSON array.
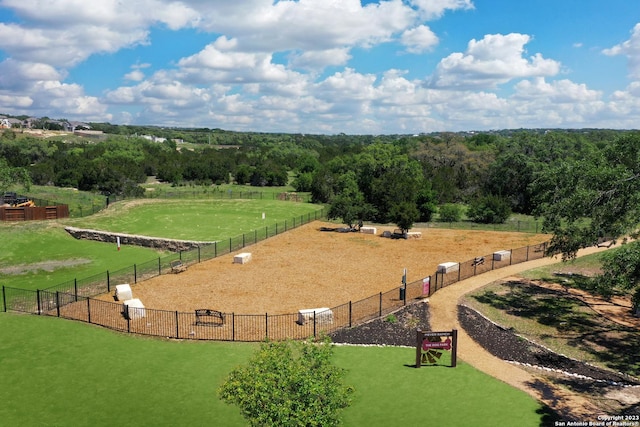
[[102, 222, 549, 315]]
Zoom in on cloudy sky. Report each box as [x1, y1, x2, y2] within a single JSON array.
[[0, 0, 639, 134]]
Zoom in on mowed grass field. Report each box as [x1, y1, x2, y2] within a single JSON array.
[[69, 199, 325, 240], [0, 196, 549, 426], [0, 199, 324, 290], [0, 314, 545, 427]]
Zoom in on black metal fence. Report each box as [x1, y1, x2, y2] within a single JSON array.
[[2, 239, 549, 341]]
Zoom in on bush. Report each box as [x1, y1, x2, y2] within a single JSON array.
[[438, 203, 464, 222], [218, 337, 354, 426], [467, 195, 511, 224]]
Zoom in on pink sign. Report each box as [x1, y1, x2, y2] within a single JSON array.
[[422, 337, 451, 351], [422, 277, 430, 295]]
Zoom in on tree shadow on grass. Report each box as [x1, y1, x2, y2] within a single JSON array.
[[472, 281, 640, 377]]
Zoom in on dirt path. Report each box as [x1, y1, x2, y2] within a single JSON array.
[[428, 245, 616, 419]]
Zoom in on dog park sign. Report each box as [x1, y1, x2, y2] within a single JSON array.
[[415, 329, 458, 368]]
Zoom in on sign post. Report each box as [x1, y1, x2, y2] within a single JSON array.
[[415, 329, 457, 368]]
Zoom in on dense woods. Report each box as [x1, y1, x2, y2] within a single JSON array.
[[0, 127, 636, 226]]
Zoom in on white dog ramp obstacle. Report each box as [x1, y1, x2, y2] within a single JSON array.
[[233, 252, 252, 264], [493, 250, 511, 261], [123, 298, 146, 319], [360, 226, 377, 235], [114, 284, 132, 301], [297, 307, 333, 325], [437, 262, 459, 274]]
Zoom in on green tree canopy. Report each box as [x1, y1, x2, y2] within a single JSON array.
[[0, 158, 31, 195], [533, 133, 640, 259], [218, 338, 354, 427]]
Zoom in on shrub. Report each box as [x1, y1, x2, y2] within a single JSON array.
[[218, 337, 354, 426], [438, 203, 464, 222], [467, 195, 511, 224]]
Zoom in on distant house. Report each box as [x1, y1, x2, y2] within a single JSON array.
[[141, 134, 167, 143], [22, 117, 38, 128], [66, 121, 91, 132], [7, 118, 22, 128]]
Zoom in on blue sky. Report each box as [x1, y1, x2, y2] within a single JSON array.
[[0, 0, 639, 134]]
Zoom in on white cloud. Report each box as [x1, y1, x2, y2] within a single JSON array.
[[603, 23, 640, 79], [514, 77, 602, 103], [125, 70, 146, 82], [288, 48, 353, 71], [427, 33, 560, 89], [410, 0, 474, 20], [192, 0, 416, 52], [401, 25, 439, 53], [0, 59, 63, 90]]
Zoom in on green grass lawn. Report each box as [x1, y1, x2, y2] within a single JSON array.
[[69, 199, 324, 241], [0, 222, 168, 291], [1, 198, 324, 291], [0, 313, 548, 427]]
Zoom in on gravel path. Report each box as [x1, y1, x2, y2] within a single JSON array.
[[331, 244, 630, 420]]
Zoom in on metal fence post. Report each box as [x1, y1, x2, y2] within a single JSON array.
[[2, 286, 6, 312], [87, 298, 91, 324], [158, 258, 161, 275], [37, 289, 41, 315], [232, 313, 235, 341], [134, 264, 137, 284], [349, 301, 352, 327], [265, 313, 268, 340], [313, 311, 317, 338], [107, 270, 110, 293], [175, 311, 179, 339], [56, 292, 60, 317], [74, 279, 78, 302], [379, 292, 382, 317]]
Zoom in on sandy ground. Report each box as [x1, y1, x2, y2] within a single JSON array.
[[104, 221, 549, 315]]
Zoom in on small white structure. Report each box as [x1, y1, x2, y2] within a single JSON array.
[[234, 252, 252, 264], [123, 298, 146, 319], [437, 262, 459, 274], [360, 226, 377, 235], [493, 250, 511, 261], [114, 284, 132, 301], [297, 307, 333, 325]]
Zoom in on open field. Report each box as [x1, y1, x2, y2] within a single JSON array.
[[0, 313, 545, 427], [0, 198, 324, 291], [99, 221, 550, 315]]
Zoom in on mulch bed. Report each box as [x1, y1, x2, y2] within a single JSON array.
[[329, 298, 640, 387], [330, 301, 430, 347], [458, 304, 640, 386]]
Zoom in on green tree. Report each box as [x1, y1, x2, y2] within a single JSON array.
[[533, 133, 640, 259], [328, 171, 373, 228], [0, 158, 31, 194], [218, 338, 354, 427], [596, 241, 640, 313], [438, 203, 464, 222], [467, 194, 511, 224]]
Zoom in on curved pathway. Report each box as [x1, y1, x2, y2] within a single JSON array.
[[428, 245, 615, 419]]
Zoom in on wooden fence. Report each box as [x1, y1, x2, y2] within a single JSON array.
[[0, 205, 69, 221]]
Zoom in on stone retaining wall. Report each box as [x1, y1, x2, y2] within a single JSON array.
[[64, 226, 215, 252]]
